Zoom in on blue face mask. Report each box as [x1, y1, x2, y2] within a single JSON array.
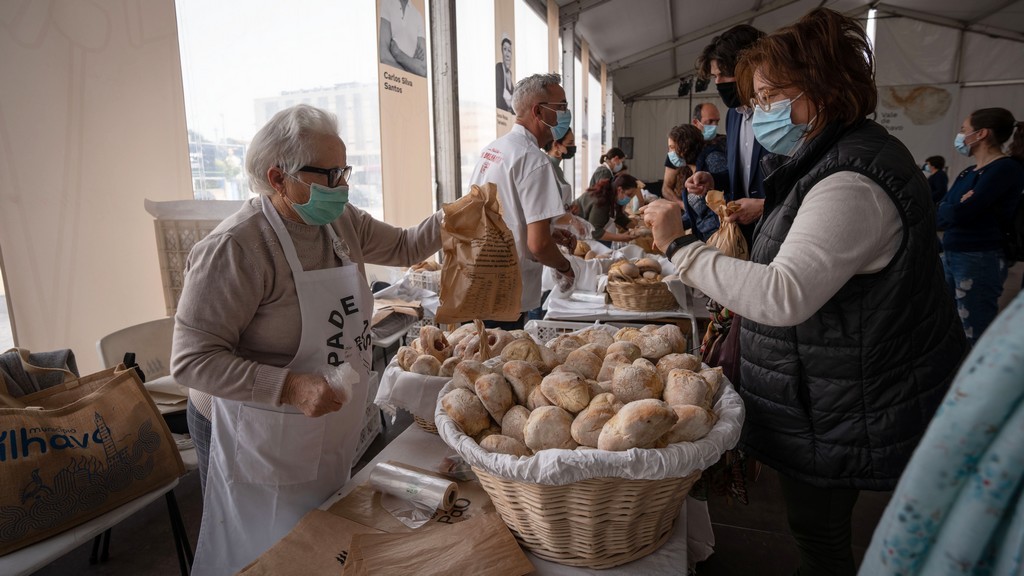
[[541, 106, 573, 141], [287, 176, 349, 225], [616, 196, 631, 206], [612, 161, 624, 173], [751, 93, 808, 156], [667, 151, 684, 168], [954, 129, 979, 156], [699, 123, 717, 140]]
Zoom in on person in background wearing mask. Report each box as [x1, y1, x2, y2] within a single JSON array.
[[685, 24, 768, 247], [643, 10, 965, 575], [923, 155, 948, 204], [469, 73, 577, 329], [173, 104, 442, 575], [589, 147, 626, 188], [544, 127, 577, 210], [572, 174, 645, 246], [663, 102, 725, 205], [937, 107, 1024, 346]]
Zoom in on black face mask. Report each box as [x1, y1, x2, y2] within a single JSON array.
[[716, 81, 741, 109], [561, 145, 577, 160]]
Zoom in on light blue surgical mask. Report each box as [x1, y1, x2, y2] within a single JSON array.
[[699, 123, 717, 140], [667, 151, 684, 168], [286, 175, 349, 225], [616, 196, 631, 206], [751, 93, 808, 156], [954, 129, 979, 157], [612, 161, 624, 173], [541, 106, 573, 141]]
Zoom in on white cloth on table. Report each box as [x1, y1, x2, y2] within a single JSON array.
[[374, 358, 449, 421]]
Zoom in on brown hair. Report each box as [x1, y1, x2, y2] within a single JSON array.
[[669, 124, 705, 166], [968, 108, 1024, 162], [696, 24, 764, 79], [735, 8, 876, 140], [587, 174, 638, 218]]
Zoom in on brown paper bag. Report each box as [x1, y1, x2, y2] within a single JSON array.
[[343, 513, 534, 576], [436, 183, 522, 324], [0, 365, 185, 556], [238, 510, 383, 575], [326, 461, 495, 533], [705, 190, 749, 260]]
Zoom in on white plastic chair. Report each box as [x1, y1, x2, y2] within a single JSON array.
[[94, 317, 194, 574]]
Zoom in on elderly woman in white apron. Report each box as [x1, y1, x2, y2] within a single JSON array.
[[171, 104, 442, 575]]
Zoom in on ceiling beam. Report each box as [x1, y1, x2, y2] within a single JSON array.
[[871, 2, 1024, 43], [665, 0, 676, 80], [558, 0, 613, 23], [608, 0, 801, 71], [968, 0, 1019, 25]]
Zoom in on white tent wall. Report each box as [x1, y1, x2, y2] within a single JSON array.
[[621, 93, 727, 186], [0, 0, 190, 374]]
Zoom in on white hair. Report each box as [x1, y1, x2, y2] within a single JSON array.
[[511, 73, 561, 118], [245, 104, 339, 196]]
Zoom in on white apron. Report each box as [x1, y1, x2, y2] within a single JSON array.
[[192, 198, 372, 575]]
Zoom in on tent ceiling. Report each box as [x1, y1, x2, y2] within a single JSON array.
[[554, 0, 1024, 100]]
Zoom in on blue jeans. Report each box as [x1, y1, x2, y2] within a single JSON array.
[[942, 249, 1007, 346]]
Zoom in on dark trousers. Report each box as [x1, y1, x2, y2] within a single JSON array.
[[777, 473, 860, 576], [483, 313, 527, 331]]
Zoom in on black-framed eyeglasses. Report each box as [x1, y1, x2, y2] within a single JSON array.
[[298, 165, 353, 187], [538, 101, 569, 111]]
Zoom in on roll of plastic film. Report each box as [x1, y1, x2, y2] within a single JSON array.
[[368, 462, 458, 512]]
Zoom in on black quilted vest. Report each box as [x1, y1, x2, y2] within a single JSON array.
[[738, 119, 967, 490]]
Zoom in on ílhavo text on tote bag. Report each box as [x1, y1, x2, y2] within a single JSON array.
[[0, 364, 184, 556]]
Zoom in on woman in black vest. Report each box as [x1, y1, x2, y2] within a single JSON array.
[[642, 9, 966, 575]]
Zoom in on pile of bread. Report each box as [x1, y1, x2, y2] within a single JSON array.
[[425, 322, 721, 457], [572, 240, 611, 261], [607, 257, 663, 284]]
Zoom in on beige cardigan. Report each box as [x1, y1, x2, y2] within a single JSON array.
[[172, 195, 442, 418]]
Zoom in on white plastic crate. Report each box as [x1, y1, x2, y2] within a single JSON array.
[[523, 320, 602, 344], [406, 269, 441, 293]]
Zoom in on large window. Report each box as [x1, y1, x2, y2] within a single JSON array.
[[456, 0, 549, 191], [175, 0, 385, 218], [0, 264, 12, 349]]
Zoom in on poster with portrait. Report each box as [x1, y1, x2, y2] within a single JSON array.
[[495, 0, 515, 136], [876, 83, 961, 170], [376, 0, 432, 228]]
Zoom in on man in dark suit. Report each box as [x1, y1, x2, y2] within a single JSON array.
[[685, 24, 767, 245], [496, 36, 514, 112]]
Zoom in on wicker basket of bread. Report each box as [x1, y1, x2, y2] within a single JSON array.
[[434, 321, 744, 568], [605, 258, 678, 312]]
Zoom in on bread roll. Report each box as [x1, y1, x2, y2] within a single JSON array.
[[474, 424, 502, 443], [484, 329, 515, 356], [540, 371, 591, 414], [571, 393, 619, 447], [419, 325, 452, 362], [441, 388, 492, 436], [502, 360, 541, 405], [611, 364, 663, 403], [597, 399, 677, 451], [663, 369, 712, 408], [439, 357, 460, 377], [635, 257, 662, 275], [700, 367, 724, 397], [598, 352, 634, 381], [396, 346, 420, 371], [563, 348, 602, 380], [632, 357, 657, 373], [524, 406, 577, 451], [656, 353, 702, 383], [606, 341, 642, 361], [547, 334, 586, 357], [500, 405, 531, 443], [480, 434, 531, 457], [452, 360, 490, 391], [654, 324, 687, 354], [661, 404, 718, 444], [445, 322, 478, 347], [615, 328, 673, 360], [475, 372, 514, 422], [577, 327, 615, 348], [409, 354, 441, 376], [501, 338, 546, 372], [578, 342, 608, 358], [527, 385, 553, 410]]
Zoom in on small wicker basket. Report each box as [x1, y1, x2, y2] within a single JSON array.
[[606, 280, 678, 312], [473, 466, 700, 568], [414, 415, 439, 435]]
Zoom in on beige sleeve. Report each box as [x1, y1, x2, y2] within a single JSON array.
[[343, 204, 443, 266]]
